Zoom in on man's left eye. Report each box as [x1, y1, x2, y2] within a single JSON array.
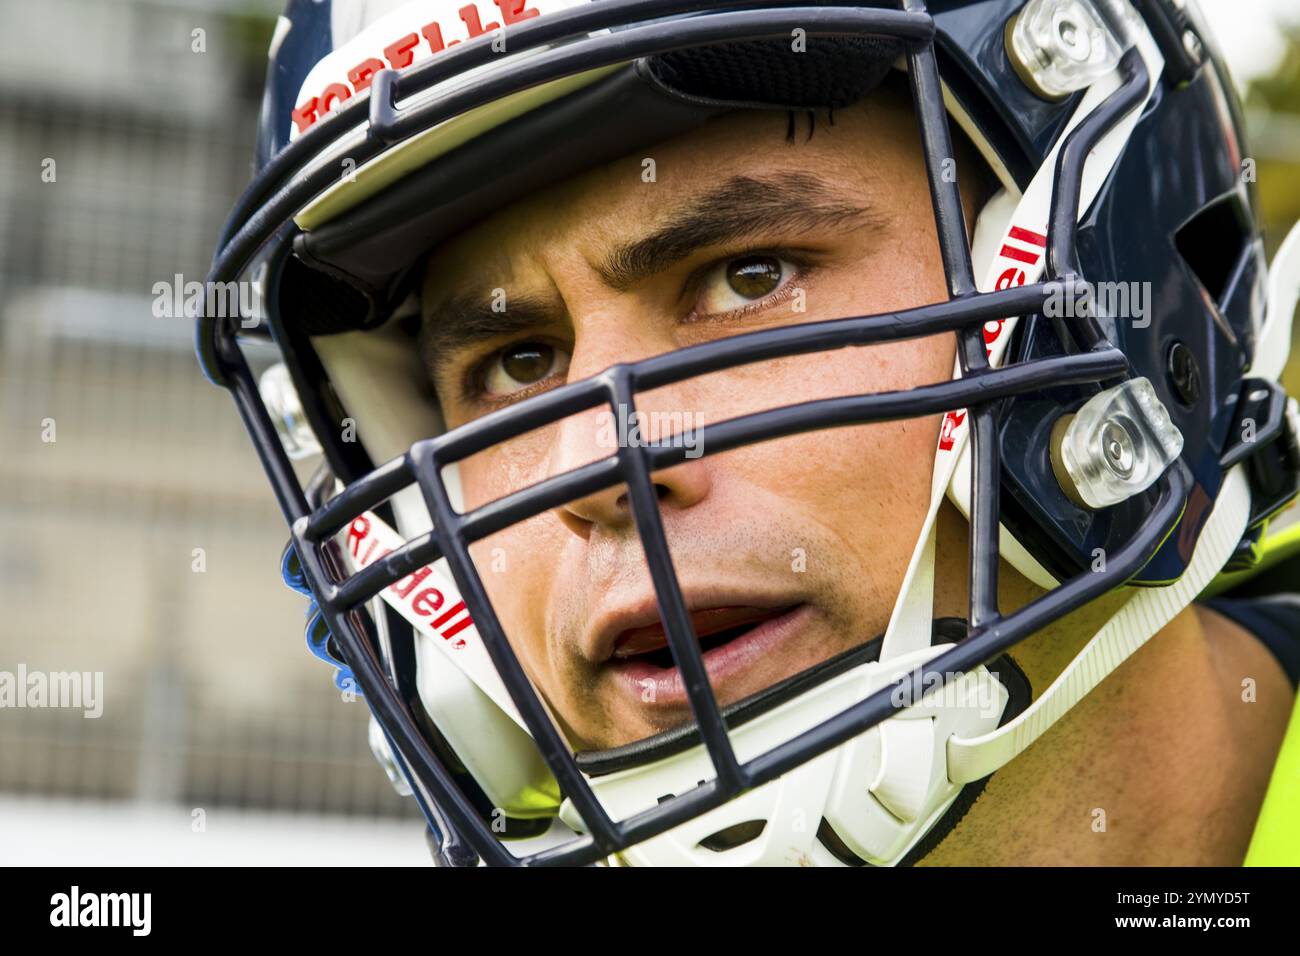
[[481, 341, 570, 398], [696, 254, 797, 315]]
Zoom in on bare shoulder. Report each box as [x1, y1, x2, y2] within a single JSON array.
[[1193, 603, 1295, 851], [1195, 602, 1294, 720]]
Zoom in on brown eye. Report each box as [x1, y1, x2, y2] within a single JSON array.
[[696, 254, 796, 317], [483, 342, 569, 397], [502, 343, 553, 383], [727, 255, 783, 299]]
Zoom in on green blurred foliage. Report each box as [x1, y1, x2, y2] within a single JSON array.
[[221, 7, 279, 100], [1243, 28, 1300, 394]]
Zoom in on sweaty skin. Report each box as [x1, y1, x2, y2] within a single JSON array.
[[417, 86, 1294, 864]]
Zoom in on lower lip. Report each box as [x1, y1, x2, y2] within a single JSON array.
[[610, 604, 814, 709]]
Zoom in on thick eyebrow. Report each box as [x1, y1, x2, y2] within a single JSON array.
[[420, 172, 884, 379], [596, 173, 885, 291]]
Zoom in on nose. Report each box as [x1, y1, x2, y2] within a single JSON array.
[[552, 406, 711, 533]]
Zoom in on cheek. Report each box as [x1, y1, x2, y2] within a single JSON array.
[[465, 527, 556, 690], [456, 428, 555, 512], [763, 416, 941, 517], [460, 445, 561, 672], [711, 335, 953, 568], [847, 235, 953, 317]]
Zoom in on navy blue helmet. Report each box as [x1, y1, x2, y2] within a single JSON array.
[[198, 0, 1300, 865]]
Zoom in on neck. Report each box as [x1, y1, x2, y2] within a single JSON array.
[[920, 603, 1294, 865]]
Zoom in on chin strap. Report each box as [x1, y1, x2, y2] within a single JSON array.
[[948, 465, 1251, 783]]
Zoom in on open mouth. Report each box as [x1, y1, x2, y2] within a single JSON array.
[[611, 605, 800, 670]]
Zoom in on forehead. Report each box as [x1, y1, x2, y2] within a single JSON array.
[[423, 87, 923, 285]]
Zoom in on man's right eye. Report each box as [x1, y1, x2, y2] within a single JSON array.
[[480, 341, 571, 398]]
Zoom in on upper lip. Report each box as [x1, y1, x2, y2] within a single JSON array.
[[582, 590, 804, 664]]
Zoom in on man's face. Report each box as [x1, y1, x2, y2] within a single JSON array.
[[420, 87, 966, 750]]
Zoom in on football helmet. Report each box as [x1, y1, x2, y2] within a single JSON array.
[[198, 0, 1300, 865]]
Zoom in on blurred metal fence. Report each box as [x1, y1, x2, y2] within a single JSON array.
[[0, 0, 419, 825]]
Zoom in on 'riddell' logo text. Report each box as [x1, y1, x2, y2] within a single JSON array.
[[50, 886, 151, 936], [938, 224, 1047, 451], [292, 0, 545, 135]]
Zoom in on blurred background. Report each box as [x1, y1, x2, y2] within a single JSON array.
[[0, 0, 1296, 865], [0, 0, 426, 864]]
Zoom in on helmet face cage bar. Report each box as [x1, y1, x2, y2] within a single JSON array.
[[201, 0, 1188, 866]]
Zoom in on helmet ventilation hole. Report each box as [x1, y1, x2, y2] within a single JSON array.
[[816, 819, 867, 866], [1175, 194, 1250, 305], [697, 820, 767, 852]]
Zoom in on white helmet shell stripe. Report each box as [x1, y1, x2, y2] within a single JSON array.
[[289, 0, 590, 140]]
